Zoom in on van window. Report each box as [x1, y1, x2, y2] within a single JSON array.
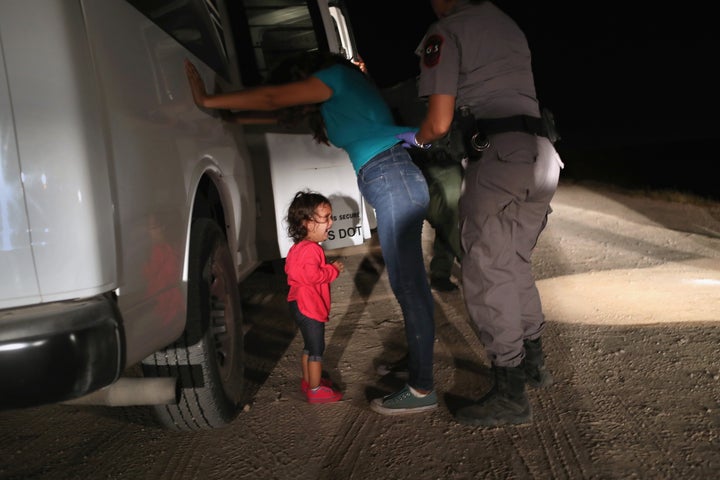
[[126, 0, 230, 78], [228, 0, 329, 86]]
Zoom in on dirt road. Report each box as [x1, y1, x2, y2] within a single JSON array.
[[1, 180, 719, 479]]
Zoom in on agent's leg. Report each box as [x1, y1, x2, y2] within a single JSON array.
[[517, 137, 561, 388], [425, 162, 464, 290], [455, 132, 540, 426]]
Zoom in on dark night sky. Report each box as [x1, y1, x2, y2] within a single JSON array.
[[343, 1, 719, 199], [344, 1, 717, 139]]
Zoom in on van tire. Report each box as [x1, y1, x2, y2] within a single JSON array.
[[142, 218, 245, 430]]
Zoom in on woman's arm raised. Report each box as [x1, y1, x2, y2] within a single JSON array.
[[185, 59, 333, 112]]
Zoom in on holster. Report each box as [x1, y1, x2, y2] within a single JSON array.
[[540, 107, 561, 144], [456, 106, 488, 160]]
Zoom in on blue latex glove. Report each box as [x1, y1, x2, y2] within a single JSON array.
[[395, 131, 430, 149]]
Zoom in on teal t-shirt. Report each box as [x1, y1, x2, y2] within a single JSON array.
[[313, 64, 411, 173]]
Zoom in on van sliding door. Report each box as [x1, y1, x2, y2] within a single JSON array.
[[230, 0, 371, 259]]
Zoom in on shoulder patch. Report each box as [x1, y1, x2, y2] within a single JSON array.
[[422, 34, 444, 68]]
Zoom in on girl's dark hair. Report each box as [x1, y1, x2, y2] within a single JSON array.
[[286, 190, 332, 243], [267, 51, 363, 145]]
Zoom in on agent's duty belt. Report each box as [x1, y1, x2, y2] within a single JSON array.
[[455, 108, 559, 161], [476, 115, 548, 137]]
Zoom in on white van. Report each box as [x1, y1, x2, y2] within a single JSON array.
[[0, 0, 369, 430]]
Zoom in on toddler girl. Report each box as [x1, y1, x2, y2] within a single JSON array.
[[285, 191, 344, 403]]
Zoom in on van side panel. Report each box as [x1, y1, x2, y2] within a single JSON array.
[[0, 1, 116, 305], [0, 42, 39, 306], [80, 0, 258, 364]]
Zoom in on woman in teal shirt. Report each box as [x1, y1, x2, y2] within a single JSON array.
[[185, 52, 437, 415]]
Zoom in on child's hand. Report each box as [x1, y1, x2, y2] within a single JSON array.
[[332, 260, 344, 273]]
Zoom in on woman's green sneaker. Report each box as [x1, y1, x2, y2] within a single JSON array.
[[370, 385, 438, 415]]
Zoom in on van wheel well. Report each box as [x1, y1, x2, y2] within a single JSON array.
[[192, 175, 227, 234]]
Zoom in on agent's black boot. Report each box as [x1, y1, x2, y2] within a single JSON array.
[[455, 365, 531, 426], [523, 337, 554, 388]]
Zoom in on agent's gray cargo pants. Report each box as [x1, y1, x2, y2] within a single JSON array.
[[459, 132, 562, 367]]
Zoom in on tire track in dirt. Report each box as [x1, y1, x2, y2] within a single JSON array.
[[518, 324, 600, 480], [433, 292, 603, 479], [315, 409, 382, 479], [548, 323, 720, 479]]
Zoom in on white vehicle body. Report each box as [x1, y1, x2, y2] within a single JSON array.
[[0, 0, 366, 430]]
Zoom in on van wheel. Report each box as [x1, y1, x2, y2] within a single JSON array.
[[142, 218, 245, 430]]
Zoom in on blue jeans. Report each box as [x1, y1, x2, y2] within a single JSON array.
[[357, 144, 435, 391]]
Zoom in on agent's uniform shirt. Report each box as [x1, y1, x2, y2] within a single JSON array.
[[285, 240, 339, 322], [416, 0, 539, 120]]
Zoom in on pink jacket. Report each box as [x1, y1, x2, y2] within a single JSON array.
[[285, 240, 339, 322]]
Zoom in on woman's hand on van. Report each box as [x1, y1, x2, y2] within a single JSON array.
[[184, 59, 207, 108]]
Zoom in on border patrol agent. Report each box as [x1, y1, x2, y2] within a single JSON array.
[[406, 0, 564, 426]]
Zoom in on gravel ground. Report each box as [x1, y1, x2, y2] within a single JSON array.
[[1, 179, 718, 480]]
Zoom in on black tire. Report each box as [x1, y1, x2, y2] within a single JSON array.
[[142, 218, 245, 430]]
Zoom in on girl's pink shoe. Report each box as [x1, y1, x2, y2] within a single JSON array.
[[301, 378, 334, 393], [306, 385, 343, 404]]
